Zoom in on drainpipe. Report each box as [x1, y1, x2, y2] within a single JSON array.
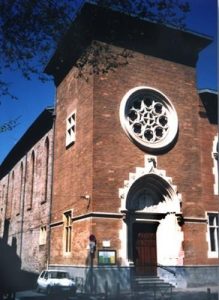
[[47, 107, 56, 269]]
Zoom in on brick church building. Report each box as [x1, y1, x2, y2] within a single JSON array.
[[0, 2, 218, 293], [45, 3, 218, 291]]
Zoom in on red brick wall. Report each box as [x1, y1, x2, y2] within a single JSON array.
[[92, 49, 201, 212], [50, 67, 95, 264], [92, 47, 218, 265], [0, 129, 53, 273], [51, 70, 94, 224], [199, 98, 218, 205], [52, 42, 218, 266]]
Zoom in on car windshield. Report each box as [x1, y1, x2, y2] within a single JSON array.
[[49, 272, 69, 279]]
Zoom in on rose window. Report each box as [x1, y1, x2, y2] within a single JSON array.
[[120, 87, 178, 152]]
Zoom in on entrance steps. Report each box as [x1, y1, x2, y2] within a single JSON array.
[[132, 275, 173, 299]]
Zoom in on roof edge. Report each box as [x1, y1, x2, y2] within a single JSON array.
[[0, 107, 55, 177], [45, 3, 212, 86]]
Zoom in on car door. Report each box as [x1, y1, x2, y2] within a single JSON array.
[[39, 271, 48, 290], [37, 271, 45, 289]]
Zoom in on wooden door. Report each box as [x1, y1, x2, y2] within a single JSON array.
[[133, 223, 157, 275]]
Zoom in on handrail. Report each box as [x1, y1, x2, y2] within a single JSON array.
[[131, 263, 176, 277], [157, 264, 176, 277]]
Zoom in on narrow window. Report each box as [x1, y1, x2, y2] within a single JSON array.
[[16, 162, 23, 215], [5, 176, 11, 219], [0, 185, 5, 212], [39, 226, 47, 245], [0, 185, 5, 230], [63, 211, 72, 253], [66, 111, 76, 147], [27, 151, 35, 210], [10, 171, 15, 217], [207, 213, 219, 257], [44, 138, 49, 202]]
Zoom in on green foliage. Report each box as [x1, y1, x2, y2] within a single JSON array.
[[96, 0, 190, 27], [0, 117, 20, 133], [0, 0, 190, 95], [0, 0, 190, 131], [0, 1, 79, 89], [76, 41, 134, 80]]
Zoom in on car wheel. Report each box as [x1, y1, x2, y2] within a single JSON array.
[[36, 285, 41, 293], [46, 286, 52, 295]]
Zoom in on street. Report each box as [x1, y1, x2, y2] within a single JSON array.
[[15, 290, 106, 300], [14, 287, 219, 300]]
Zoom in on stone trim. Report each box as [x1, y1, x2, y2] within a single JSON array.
[[183, 217, 207, 223], [119, 155, 182, 213], [206, 211, 219, 258], [72, 212, 123, 222], [50, 220, 63, 228], [212, 135, 218, 195]]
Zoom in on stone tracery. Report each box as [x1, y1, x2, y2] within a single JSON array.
[[127, 95, 169, 143], [120, 87, 178, 152]]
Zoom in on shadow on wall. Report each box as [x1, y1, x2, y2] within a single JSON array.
[[84, 251, 96, 294], [83, 251, 131, 295], [0, 221, 38, 299]]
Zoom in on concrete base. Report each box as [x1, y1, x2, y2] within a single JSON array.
[[49, 265, 131, 294], [49, 264, 219, 294], [158, 265, 219, 288]]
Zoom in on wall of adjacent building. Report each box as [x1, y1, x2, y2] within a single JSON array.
[[0, 128, 54, 274]]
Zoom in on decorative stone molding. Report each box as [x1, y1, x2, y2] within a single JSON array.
[[206, 211, 219, 258], [118, 156, 184, 267], [119, 155, 182, 214], [212, 135, 218, 195], [119, 86, 178, 153]]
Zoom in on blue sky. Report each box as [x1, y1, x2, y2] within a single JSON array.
[[0, 0, 217, 163]]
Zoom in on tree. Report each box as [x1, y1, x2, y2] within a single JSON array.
[[0, 0, 190, 129]]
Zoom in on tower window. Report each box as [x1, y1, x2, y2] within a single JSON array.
[[66, 111, 76, 147], [120, 86, 178, 153]]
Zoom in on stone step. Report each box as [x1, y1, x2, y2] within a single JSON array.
[[132, 275, 173, 291], [135, 278, 164, 283]]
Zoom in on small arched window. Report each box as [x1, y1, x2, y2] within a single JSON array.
[[27, 151, 35, 210], [44, 137, 49, 202], [17, 162, 23, 215], [0, 184, 5, 213], [10, 171, 15, 217]]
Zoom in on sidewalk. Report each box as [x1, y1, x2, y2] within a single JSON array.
[[15, 286, 219, 300], [83, 286, 219, 300]]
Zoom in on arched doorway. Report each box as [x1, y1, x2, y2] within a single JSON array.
[[122, 172, 183, 275]]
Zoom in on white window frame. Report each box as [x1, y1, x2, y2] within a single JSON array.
[[119, 86, 178, 153], [66, 111, 76, 147], [39, 225, 47, 245], [63, 211, 72, 254], [206, 212, 219, 258], [212, 135, 218, 195]]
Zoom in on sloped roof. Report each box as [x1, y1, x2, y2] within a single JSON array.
[[199, 89, 218, 124], [0, 107, 54, 178]]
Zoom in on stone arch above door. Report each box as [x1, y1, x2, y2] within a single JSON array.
[[118, 155, 184, 268], [119, 155, 182, 214]]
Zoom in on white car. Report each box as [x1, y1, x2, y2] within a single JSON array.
[[36, 270, 77, 296]]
